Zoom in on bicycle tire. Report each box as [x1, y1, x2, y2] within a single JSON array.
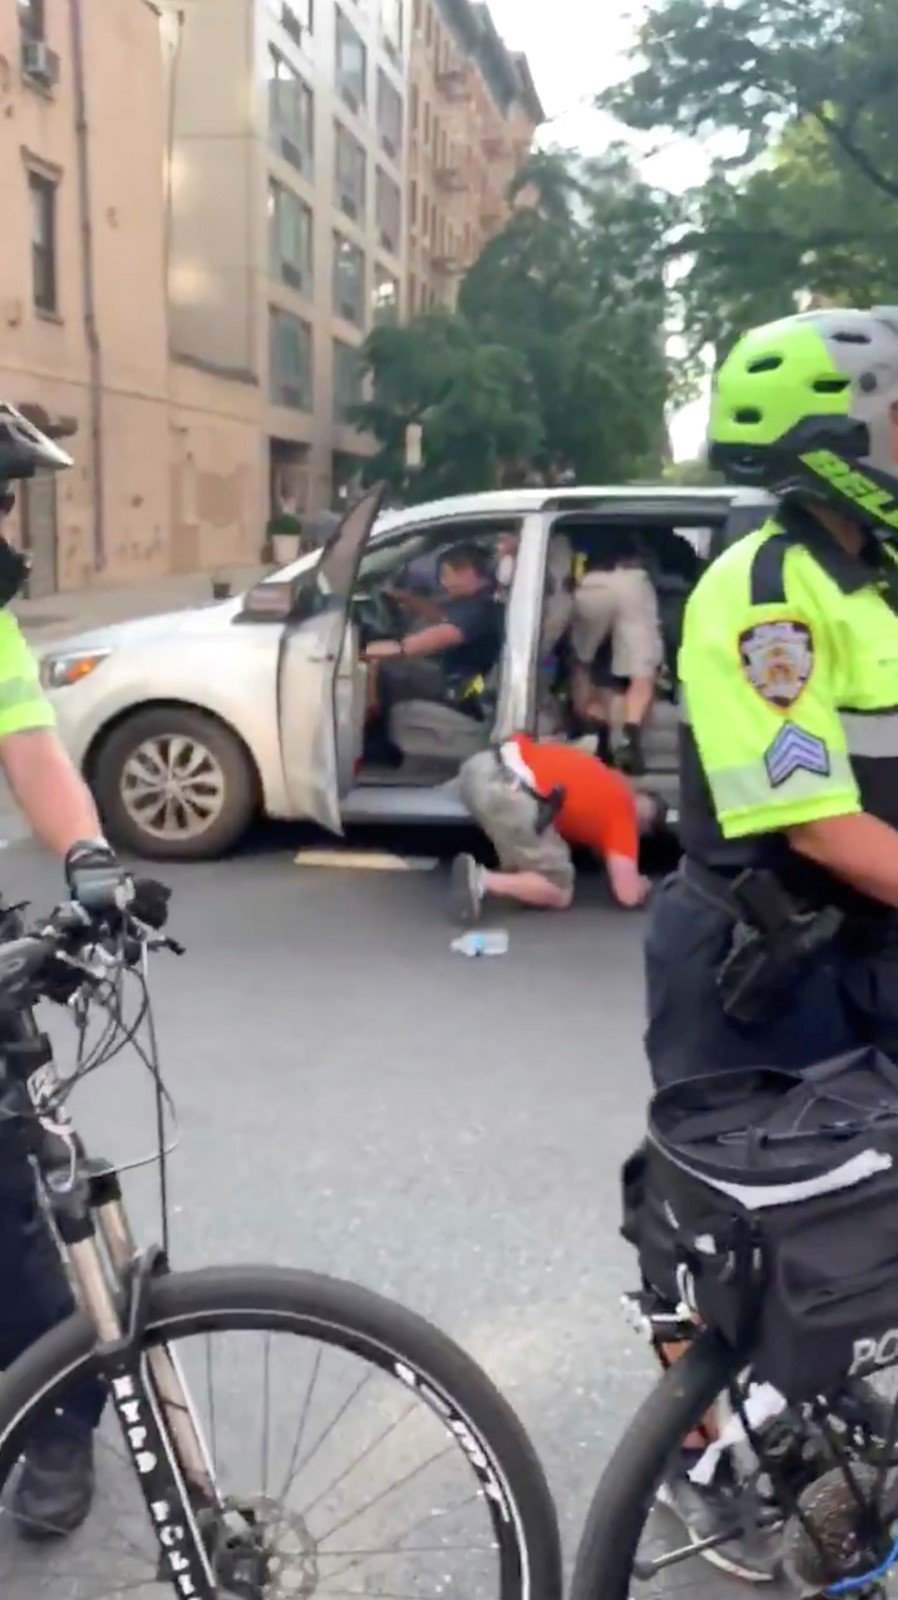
[[570, 1331, 740, 1600], [0, 1264, 562, 1600]]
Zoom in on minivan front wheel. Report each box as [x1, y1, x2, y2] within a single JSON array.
[[93, 706, 257, 860]]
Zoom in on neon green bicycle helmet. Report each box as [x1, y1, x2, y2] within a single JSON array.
[[709, 306, 898, 532]]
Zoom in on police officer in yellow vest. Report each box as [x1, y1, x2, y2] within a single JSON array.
[[647, 305, 898, 1089]]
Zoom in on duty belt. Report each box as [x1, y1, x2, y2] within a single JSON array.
[[492, 746, 565, 835], [680, 856, 844, 1025]]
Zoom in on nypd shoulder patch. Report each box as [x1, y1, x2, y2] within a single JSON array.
[[739, 619, 814, 709], [764, 722, 830, 788]]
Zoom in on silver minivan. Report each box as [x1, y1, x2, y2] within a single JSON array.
[[39, 483, 772, 859]]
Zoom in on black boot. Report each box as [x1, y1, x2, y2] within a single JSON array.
[[618, 722, 646, 776], [14, 1428, 95, 1539]]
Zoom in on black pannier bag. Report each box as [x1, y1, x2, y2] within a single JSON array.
[[629, 1049, 898, 1400]]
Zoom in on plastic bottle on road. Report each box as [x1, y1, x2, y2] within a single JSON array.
[[450, 930, 509, 958]]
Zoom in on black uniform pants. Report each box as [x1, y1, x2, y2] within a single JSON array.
[[0, 1154, 105, 1442], [645, 872, 898, 1089]]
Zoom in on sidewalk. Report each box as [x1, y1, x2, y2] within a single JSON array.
[[14, 564, 268, 646]]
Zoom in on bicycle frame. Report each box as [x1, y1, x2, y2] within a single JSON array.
[[6, 1000, 222, 1597]]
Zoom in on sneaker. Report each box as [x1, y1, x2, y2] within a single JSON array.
[[13, 1429, 95, 1539], [451, 853, 484, 926], [656, 1459, 780, 1582]]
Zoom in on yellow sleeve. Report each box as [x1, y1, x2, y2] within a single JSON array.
[[0, 614, 55, 740], [680, 559, 858, 838]]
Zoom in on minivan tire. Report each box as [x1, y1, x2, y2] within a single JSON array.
[[92, 706, 257, 861]]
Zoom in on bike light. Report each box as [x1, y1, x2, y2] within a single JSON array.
[[40, 649, 111, 690]]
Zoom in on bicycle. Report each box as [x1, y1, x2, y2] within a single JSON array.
[[0, 895, 562, 1599], [571, 1288, 898, 1598]]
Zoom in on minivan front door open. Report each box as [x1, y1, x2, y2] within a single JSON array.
[[278, 486, 386, 833]]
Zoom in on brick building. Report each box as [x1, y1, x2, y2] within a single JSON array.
[[406, 0, 543, 315], [1, 0, 264, 594]]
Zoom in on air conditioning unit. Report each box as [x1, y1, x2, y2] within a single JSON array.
[[21, 39, 59, 87]]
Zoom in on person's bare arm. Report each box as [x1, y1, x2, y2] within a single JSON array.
[[1, 728, 103, 857], [605, 852, 651, 908], [787, 812, 898, 908]]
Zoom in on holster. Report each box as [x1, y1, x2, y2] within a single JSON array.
[[682, 860, 844, 1025], [491, 748, 565, 835]]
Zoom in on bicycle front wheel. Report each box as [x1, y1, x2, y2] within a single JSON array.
[[0, 1264, 561, 1600]]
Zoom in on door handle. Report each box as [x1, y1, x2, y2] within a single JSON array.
[[309, 653, 338, 662]]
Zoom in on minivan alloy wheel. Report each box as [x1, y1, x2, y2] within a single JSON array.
[[120, 733, 226, 841]]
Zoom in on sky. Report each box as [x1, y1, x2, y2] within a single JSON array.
[[483, 0, 710, 459]]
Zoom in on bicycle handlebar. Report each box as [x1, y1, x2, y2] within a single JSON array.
[[0, 900, 181, 1009]]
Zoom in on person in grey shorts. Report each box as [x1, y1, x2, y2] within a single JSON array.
[[452, 733, 667, 920]]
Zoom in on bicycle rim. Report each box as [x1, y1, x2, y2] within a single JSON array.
[[0, 1266, 560, 1600]]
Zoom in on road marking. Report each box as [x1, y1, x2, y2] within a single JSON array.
[[294, 848, 438, 872]]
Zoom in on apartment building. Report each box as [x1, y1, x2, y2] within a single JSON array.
[[168, 0, 410, 516], [406, 0, 543, 316], [0, 0, 263, 594]]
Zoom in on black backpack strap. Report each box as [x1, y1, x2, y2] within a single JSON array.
[[749, 532, 793, 604]]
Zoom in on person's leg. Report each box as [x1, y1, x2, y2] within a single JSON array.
[[644, 874, 857, 1576], [613, 572, 664, 775], [0, 1172, 102, 1535], [454, 757, 574, 919]]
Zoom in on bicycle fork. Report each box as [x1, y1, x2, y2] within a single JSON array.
[[19, 1024, 222, 1597]]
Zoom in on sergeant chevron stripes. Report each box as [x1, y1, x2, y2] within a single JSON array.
[[764, 722, 831, 788]]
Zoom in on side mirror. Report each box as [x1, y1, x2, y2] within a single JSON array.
[[238, 575, 321, 623]]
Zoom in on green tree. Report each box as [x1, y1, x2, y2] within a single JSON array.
[[352, 311, 542, 502], [604, 0, 898, 358], [460, 148, 675, 481], [356, 150, 674, 496]]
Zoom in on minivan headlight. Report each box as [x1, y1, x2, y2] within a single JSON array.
[[40, 650, 111, 690]]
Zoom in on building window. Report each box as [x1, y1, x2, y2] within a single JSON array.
[[335, 8, 366, 112], [334, 122, 366, 221], [18, 0, 44, 39], [333, 339, 363, 425], [376, 70, 402, 162], [269, 307, 312, 410], [372, 264, 399, 326], [333, 232, 365, 326], [424, 4, 433, 45], [421, 193, 430, 237], [268, 180, 313, 294], [409, 179, 418, 226], [268, 49, 314, 174], [408, 274, 417, 314], [281, 0, 312, 49], [381, 0, 403, 58], [375, 168, 401, 255], [29, 171, 56, 313], [423, 101, 431, 143]]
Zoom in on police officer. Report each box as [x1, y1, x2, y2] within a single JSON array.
[[0, 403, 156, 1538], [645, 306, 898, 1574]]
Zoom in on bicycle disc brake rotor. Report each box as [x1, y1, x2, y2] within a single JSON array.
[[781, 1464, 894, 1596], [206, 1497, 318, 1600]]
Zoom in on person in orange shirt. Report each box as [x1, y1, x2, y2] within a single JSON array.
[[452, 733, 668, 921]]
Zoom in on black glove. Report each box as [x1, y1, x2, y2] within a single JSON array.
[[131, 878, 171, 931], [65, 839, 134, 917]]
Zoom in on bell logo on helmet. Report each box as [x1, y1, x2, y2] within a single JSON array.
[[800, 448, 898, 528]]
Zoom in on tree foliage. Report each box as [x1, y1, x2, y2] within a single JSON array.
[[355, 150, 672, 498], [605, 0, 898, 360]]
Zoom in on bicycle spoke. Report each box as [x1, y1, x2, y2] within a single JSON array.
[[286, 1366, 376, 1495], [279, 1343, 324, 1503], [321, 1491, 481, 1584], [262, 1329, 272, 1497], [299, 1397, 420, 1519], [205, 1333, 218, 1473], [316, 1443, 454, 1546]]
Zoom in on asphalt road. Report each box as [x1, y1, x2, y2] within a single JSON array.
[[0, 826, 670, 1576]]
